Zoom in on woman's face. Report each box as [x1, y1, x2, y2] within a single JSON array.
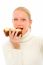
[[12, 9, 32, 35]]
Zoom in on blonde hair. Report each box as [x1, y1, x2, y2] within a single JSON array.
[[13, 7, 31, 20]]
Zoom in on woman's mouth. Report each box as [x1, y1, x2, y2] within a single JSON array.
[[16, 28, 23, 30]]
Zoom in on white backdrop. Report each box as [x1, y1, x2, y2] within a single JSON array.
[[0, 0, 43, 65]]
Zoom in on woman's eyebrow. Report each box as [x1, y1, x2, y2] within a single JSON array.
[[13, 18, 26, 20], [21, 18, 26, 21]]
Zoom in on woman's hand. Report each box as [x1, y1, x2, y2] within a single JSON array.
[[9, 29, 21, 49]]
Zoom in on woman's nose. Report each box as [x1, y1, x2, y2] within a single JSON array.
[[18, 19, 23, 24]]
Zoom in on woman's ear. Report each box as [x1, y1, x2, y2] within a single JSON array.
[[30, 19, 32, 24], [29, 19, 32, 28]]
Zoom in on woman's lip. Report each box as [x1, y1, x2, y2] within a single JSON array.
[[16, 28, 23, 30], [20, 28, 23, 30]]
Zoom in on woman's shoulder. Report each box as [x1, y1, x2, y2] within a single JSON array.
[[3, 39, 11, 53], [32, 35, 43, 43]]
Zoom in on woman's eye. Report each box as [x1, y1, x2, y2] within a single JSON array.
[[22, 19, 26, 21], [14, 18, 18, 21]]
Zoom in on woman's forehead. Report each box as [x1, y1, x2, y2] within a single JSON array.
[[12, 9, 29, 18]]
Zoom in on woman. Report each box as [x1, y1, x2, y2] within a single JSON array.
[[3, 7, 43, 65]]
